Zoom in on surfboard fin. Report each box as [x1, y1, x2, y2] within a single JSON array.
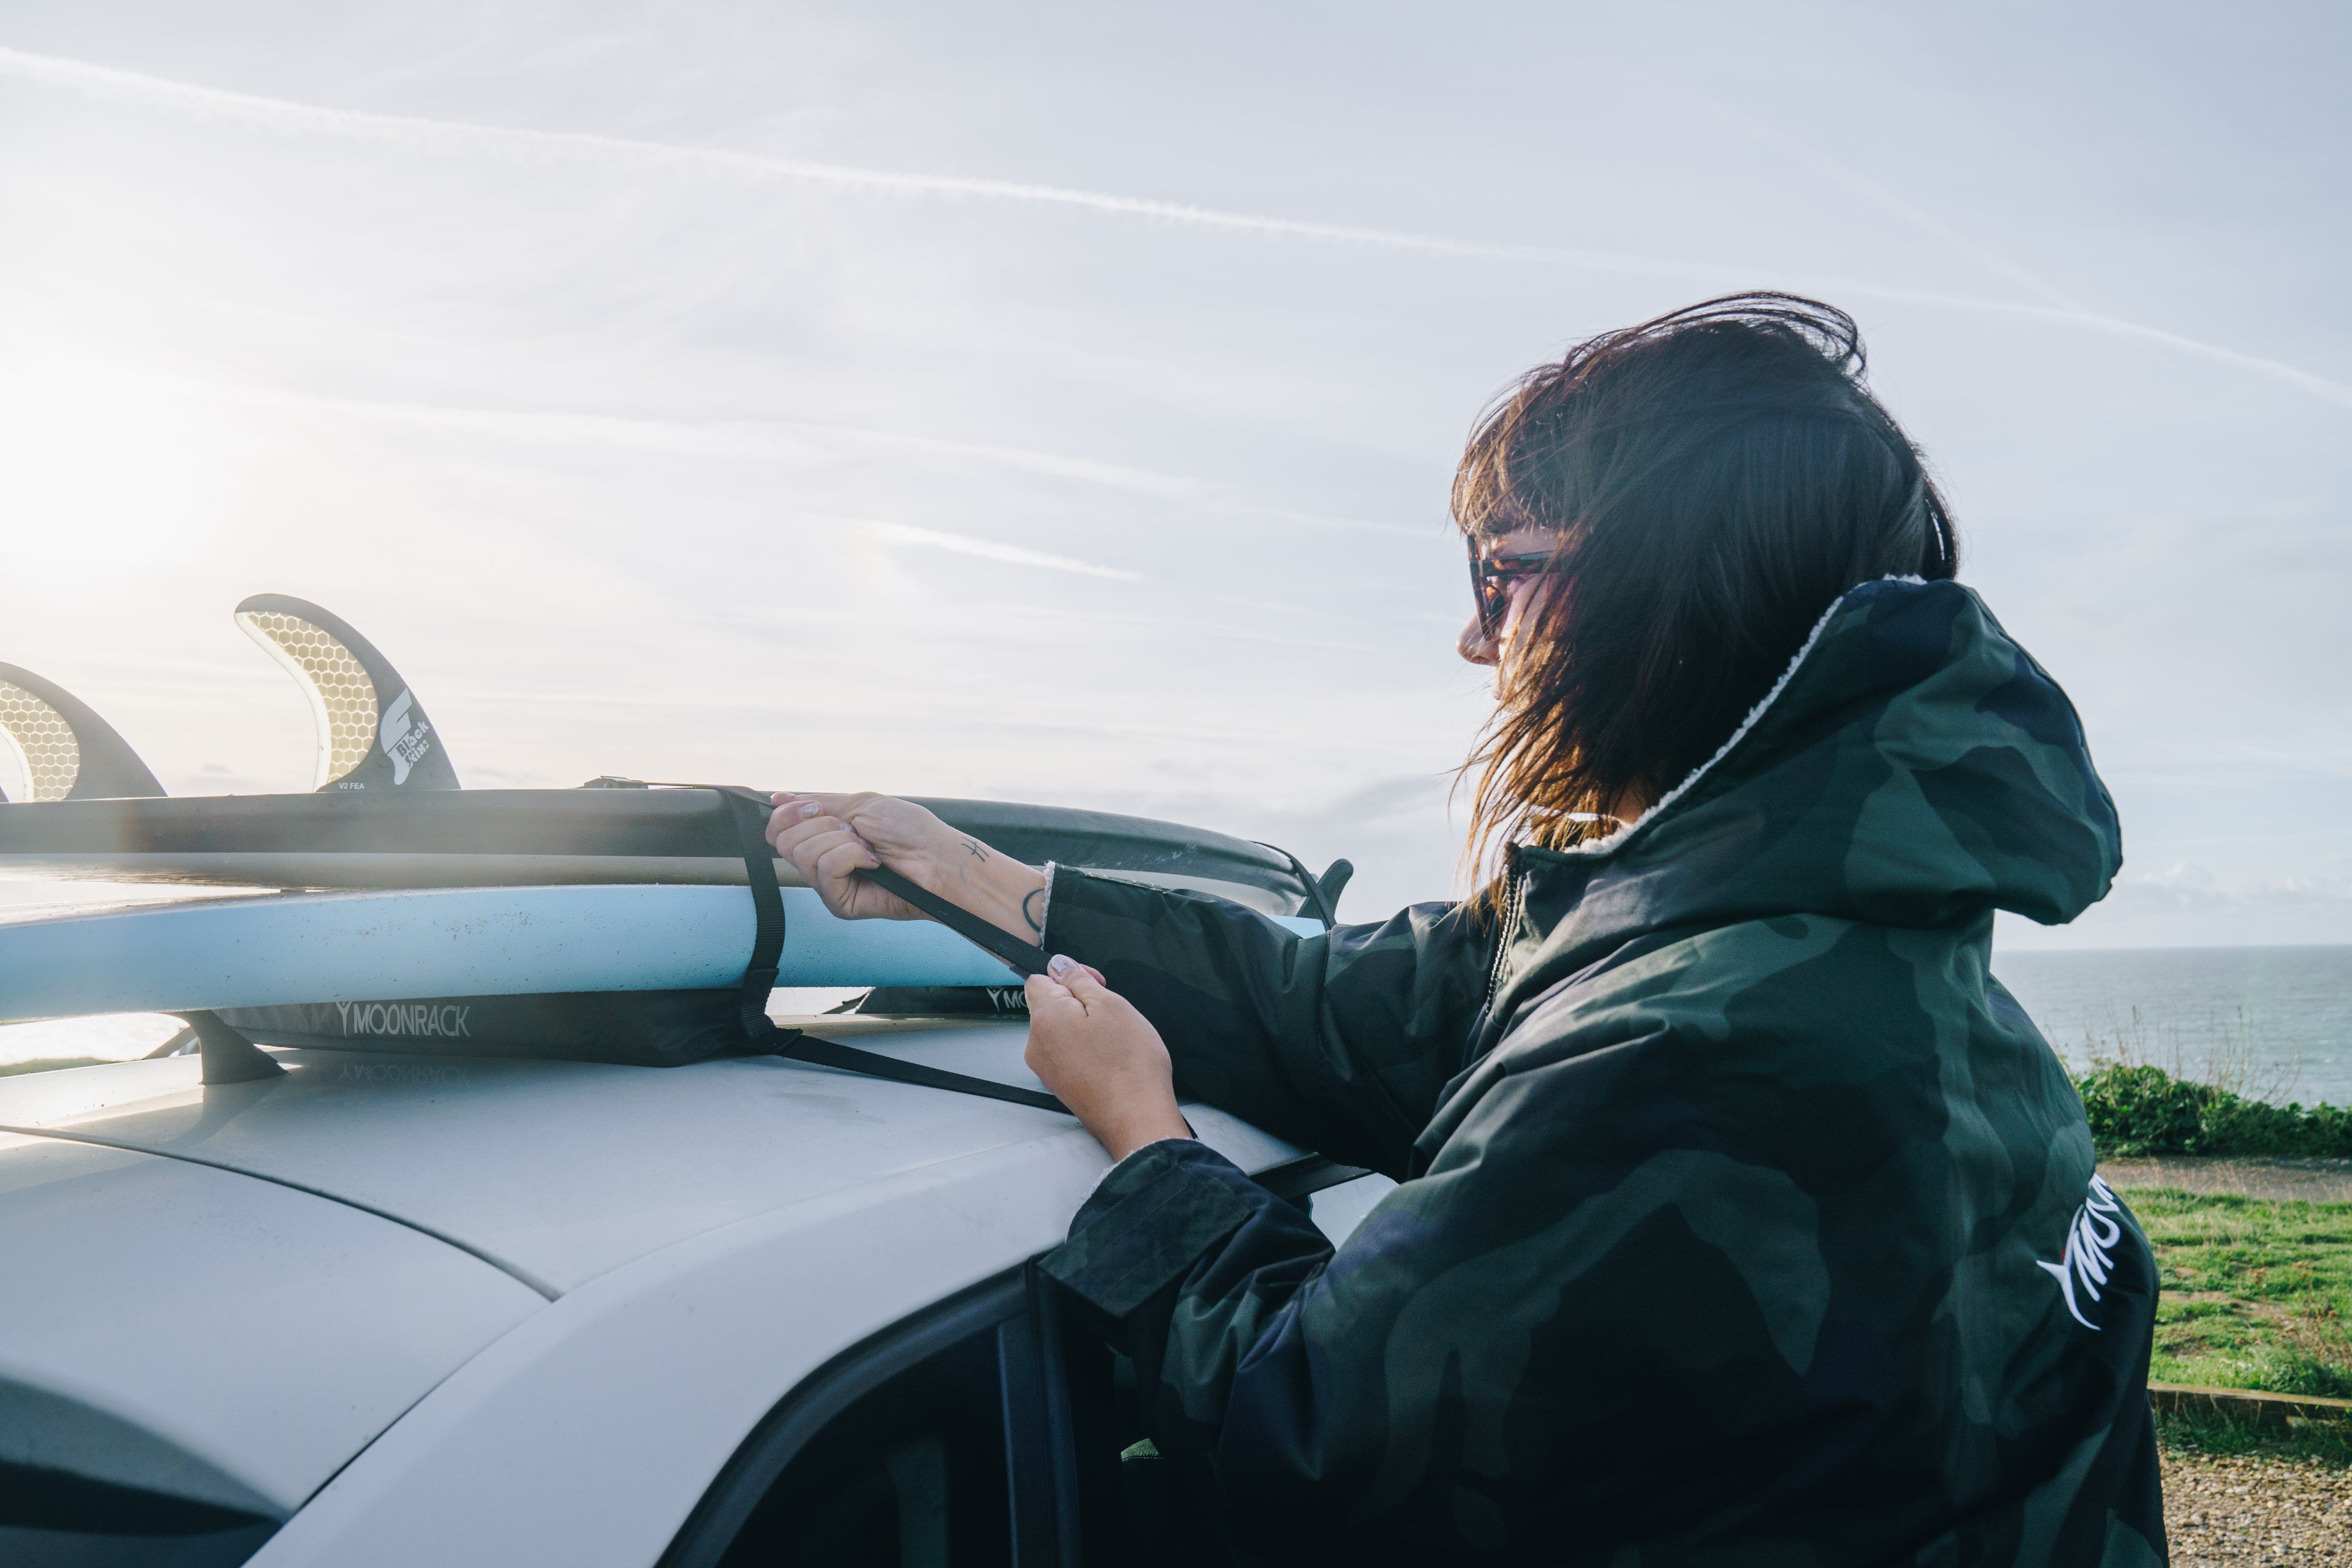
[[234, 595, 461, 793], [174, 1011, 285, 1084], [1317, 858, 1354, 918], [0, 662, 168, 802]]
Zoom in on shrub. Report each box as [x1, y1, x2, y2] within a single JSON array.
[[2076, 1063, 2212, 1156], [0, 1055, 107, 1078], [2075, 1062, 2352, 1159]]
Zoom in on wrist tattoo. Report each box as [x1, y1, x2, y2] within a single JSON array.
[[961, 838, 989, 863], [1021, 886, 1046, 935]]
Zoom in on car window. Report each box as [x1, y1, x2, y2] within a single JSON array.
[[1038, 1163, 1373, 1566], [674, 1173, 1372, 1568], [710, 1328, 1009, 1568], [1048, 1311, 1236, 1568], [665, 1270, 1074, 1568]]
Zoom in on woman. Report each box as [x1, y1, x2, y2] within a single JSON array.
[[769, 295, 2165, 1566]]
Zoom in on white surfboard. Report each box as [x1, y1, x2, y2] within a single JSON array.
[[0, 884, 1325, 1025]]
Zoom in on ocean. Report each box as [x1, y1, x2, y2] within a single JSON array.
[[1993, 944, 2352, 1109]]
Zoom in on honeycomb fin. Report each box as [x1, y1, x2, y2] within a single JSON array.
[[233, 595, 459, 792], [0, 663, 167, 801]]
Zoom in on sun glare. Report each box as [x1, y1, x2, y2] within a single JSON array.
[[0, 362, 214, 571]]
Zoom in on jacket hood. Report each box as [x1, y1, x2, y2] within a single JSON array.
[[1489, 576, 2121, 1019]]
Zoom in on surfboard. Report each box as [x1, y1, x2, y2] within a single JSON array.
[[1, 594, 1351, 942], [0, 881, 1329, 1024], [0, 788, 1327, 915]]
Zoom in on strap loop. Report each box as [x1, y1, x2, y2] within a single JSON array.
[[714, 789, 790, 1044], [699, 785, 1071, 1117]]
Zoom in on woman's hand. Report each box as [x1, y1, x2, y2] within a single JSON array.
[[766, 791, 1049, 941], [1024, 956, 1192, 1162], [765, 792, 954, 921]]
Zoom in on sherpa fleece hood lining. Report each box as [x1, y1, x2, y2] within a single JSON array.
[[1554, 574, 1929, 862]]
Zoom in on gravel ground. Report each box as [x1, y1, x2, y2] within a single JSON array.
[[2163, 1450, 2352, 1562], [2103, 1157, 2352, 1204]]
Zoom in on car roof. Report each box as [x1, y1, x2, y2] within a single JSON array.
[[0, 1016, 1311, 1521], [0, 1016, 1303, 1298], [0, 1126, 542, 1516]]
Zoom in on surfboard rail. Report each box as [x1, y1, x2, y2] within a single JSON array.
[[0, 883, 1325, 1025], [0, 790, 1322, 914]]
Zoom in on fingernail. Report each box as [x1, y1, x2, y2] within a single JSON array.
[[1047, 954, 1074, 976], [799, 803, 821, 818]]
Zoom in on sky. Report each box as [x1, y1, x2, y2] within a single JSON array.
[[0, 1, 2347, 952]]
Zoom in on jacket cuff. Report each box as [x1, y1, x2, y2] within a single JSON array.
[[1087, 1135, 1196, 1193], [1040, 1140, 1254, 1317], [1036, 863, 1100, 957], [1028, 862, 1055, 940]]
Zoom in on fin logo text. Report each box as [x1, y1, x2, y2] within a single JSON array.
[[380, 688, 435, 785]]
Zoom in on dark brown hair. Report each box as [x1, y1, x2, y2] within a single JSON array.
[[1457, 293, 1958, 892]]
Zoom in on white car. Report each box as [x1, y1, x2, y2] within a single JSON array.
[[0, 999, 1387, 1567]]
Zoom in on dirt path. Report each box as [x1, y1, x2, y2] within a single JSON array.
[[2163, 1449, 2351, 1562], [2103, 1156, 2352, 1204]]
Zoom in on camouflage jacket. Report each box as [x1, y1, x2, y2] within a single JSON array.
[[1038, 578, 2165, 1566]]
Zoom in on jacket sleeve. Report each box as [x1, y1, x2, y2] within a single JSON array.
[[1039, 1035, 1833, 1563], [1039, 867, 1492, 1176], [1042, 1131, 1577, 1562]]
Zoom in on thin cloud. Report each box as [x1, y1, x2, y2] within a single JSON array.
[[1838, 289, 2352, 411], [966, 597, 1377, 657], [1699, 99, 2089, 315], [4, 43, 2345, 410], [867, 521, 1141, 580], [0, 354, 1453, 536], [0, 43, 1721, 284], [0, 360, 1196, 495], [1225, 504, 1441, 541]]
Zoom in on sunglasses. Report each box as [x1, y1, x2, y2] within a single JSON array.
[[1468, 545, 1559, 640]]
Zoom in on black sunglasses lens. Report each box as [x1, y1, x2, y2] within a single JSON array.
[[1475, 567, 1507, 638], [1471, 551, 1555, 639]]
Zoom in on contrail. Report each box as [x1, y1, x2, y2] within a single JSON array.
[[867, 521, 1141, 581], [2, 42, 2346, 411], [1698, 100, 2090, 317], [1833, 287, 2352, 411], [0, 43, 1722, 287], [74, 368, 1199, 494]]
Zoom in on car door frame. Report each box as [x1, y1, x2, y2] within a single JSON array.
[[655, 1264, 1068, 1567], [657, 1154, 1361, 1568]]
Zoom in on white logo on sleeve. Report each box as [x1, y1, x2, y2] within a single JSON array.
[[2037, 1174, 2127, 1330]]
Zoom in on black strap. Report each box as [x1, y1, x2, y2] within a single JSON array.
[[717, 790, 789, 1041], [777, 1032, 1068, 1114], [705, 786, 1070, 1117], [856, 865, 1053, 978]]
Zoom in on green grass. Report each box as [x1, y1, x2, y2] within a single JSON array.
[[0, 1056, 108, 1077], [2122, 1187, 2352, 1401], [2154, 1403, 2352, 1467]]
